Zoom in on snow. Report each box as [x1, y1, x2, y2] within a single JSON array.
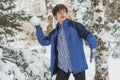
[[108, 56, 120, 80], [0, 60, 25, 80], [30, 16, 41, 26], [72, 0, 91, 24], [0, 0, 120, 80], [0, 46, 51, 80], [100, 30, 114, 42], [0, 49, 3, 59]]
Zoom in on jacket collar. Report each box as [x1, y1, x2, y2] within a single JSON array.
[[56, 18, 69, 31]]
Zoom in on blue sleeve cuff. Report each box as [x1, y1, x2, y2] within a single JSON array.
[[86, 34, 97, 49]]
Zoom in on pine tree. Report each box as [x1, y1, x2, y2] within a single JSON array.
[[0, 0, 30, 36]]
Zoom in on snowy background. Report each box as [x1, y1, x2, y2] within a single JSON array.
[[0, 0, 120, 80]]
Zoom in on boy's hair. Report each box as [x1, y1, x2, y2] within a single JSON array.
[[52, 4, 68, 16]]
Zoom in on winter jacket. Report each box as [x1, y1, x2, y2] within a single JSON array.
[[36, 18, 97, 76]]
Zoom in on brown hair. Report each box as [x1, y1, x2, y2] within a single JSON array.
[[52, 4, 68, 16]]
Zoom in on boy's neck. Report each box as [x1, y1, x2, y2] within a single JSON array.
[[59, 21, 63, 25]]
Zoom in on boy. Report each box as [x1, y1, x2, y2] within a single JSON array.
[[30, 4, 101, 80]]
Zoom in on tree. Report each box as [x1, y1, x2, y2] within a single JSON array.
[[0, 0, 30, 37], [105, 0, 120, 59], [91, 0, 120, 80], [91, 0, 109, 80]]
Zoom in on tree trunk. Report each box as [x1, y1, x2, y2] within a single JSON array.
[[45, 0, 53, 36], [92, 0, 109, 80], [67, 0, 76, 20]]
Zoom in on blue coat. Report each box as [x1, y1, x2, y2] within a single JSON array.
[[36, 18, 97, 76]]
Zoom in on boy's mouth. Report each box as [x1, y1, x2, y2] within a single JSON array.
[[61, 16, 65, 19]]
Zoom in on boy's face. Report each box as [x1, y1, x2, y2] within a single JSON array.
[[55, 9, 67, 24]]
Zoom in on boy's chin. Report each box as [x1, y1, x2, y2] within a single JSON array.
[[61, 18, 66, 21]]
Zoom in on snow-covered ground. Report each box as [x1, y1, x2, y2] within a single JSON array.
[[108, 56, 120, 80]]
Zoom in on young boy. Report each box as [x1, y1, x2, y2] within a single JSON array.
[[30, 4, 101, 80]]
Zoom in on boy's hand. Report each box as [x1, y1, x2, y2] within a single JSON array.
[[90, 48, 102, 66]]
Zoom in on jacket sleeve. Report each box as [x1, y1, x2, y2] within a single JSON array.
[[86, 34, 97, 49], [77, 23, 97, 49], [36, 26, 51, 46]]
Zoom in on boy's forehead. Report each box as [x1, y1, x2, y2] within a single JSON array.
[[58, 9, 66, 12]]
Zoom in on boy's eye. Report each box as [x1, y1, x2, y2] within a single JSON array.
[[57, 10, 66, 14], [58, 11, 61, 14]]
